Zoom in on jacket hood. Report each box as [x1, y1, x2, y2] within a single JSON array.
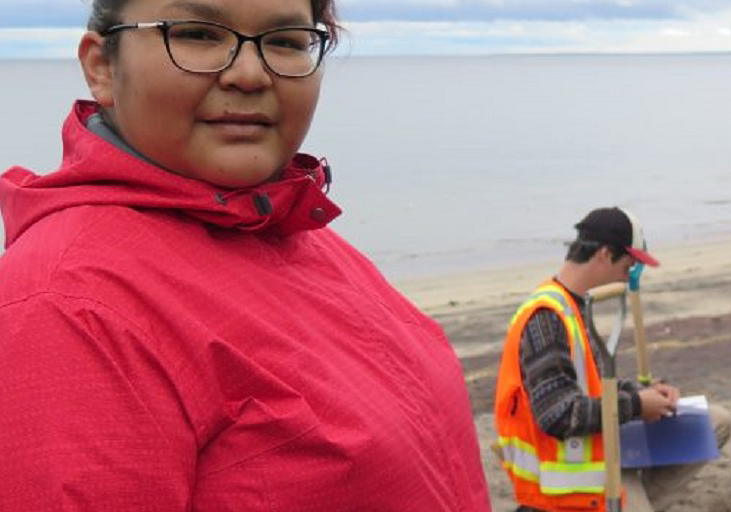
[[1, 100, 341, 249]]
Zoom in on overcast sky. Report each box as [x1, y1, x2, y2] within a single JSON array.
[[1, 0, 730, 58]]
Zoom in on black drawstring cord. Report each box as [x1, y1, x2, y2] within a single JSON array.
[[320, 158, 332, 195]]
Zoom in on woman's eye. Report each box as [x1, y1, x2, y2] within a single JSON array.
[[267, 37, 305, 50], [170, 25, 225, 42], [263, 31, 315, 51]]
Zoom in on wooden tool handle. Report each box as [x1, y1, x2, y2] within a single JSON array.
[[601, 378, 622, 510], [587, 282, 627, 302], [629, 291, 651, 385]]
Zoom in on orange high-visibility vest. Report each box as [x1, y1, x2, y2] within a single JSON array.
[[494, 280, 618, 511]]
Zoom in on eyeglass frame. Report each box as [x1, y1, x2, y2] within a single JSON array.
[[99, 20, 330, 78]]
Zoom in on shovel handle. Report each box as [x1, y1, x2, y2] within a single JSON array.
[[587, 282, 627, 302], [629, 291, 652, 386], [586, 288, 625, 512], [601, 377, 623, 511]]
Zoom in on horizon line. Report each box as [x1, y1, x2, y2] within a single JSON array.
[[2, 50, 730, 61]]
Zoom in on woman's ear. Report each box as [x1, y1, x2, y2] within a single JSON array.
[[78, 31, 115, 107]]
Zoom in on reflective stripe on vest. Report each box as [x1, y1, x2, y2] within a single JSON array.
[[499, 438, 606, 495], [510, 285, 590, 395], [539, 460, 606, 495], [499, 437, 540, 483], [502, 283, 601, 493]]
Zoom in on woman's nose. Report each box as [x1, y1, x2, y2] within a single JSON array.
[[218, 41, 273, 91]]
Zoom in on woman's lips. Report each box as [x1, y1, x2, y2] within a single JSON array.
[[205, 114, 273, 139]]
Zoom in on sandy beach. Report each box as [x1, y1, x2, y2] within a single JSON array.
[[394, 235, 731, 512]]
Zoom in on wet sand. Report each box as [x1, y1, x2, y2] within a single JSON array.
[[395, 235, 731, 511]]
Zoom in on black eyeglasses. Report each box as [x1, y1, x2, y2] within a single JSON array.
[[100, 20, 329, 78]]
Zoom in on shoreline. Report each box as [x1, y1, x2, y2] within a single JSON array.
[[394, 233, 731, 414], [393, 233, 731, 320]]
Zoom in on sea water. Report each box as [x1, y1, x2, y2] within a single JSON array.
[[1, 54, 730, 279]]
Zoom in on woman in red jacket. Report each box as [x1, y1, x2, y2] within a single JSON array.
[[0, 0, 491, 510]]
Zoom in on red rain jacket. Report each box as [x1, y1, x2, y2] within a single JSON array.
[[0, 101, 490, 511]]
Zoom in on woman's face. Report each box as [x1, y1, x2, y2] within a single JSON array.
[[86, 0, 322, 188]]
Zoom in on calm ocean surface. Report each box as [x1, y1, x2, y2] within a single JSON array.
[[1, 55, 730, 279]]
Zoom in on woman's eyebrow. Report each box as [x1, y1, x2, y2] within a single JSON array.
[[164, 0, 225, 20], [262, 13, 314, 28], [163, 1, 313, 28]]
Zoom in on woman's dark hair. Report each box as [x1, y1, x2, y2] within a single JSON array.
[[565, 238, 625, 264], [87, 0, 341, 56]]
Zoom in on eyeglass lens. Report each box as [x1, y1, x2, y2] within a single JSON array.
[[165, 22, 323, 76]]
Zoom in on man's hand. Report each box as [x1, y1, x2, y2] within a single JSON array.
[[651, 381, 680, 405], [638, 384, 679, 422]]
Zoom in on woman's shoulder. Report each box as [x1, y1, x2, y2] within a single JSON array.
[[0, 204, 178, 300]]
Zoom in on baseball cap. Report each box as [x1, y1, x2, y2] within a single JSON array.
[[574, 207, 660, 267]]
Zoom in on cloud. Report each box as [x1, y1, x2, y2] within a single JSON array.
[[0, 0, 729, 58], [0, 27, 83, 58], [0, 1, 89, 28], [339, 0, 731, 22], [337, 10, 731, 56], [2, 0, 731, 28]]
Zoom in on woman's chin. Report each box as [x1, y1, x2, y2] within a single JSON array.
[[169, 161, 281, 189]]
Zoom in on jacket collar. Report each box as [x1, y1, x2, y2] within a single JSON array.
[[1, 100, 342, 247]]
